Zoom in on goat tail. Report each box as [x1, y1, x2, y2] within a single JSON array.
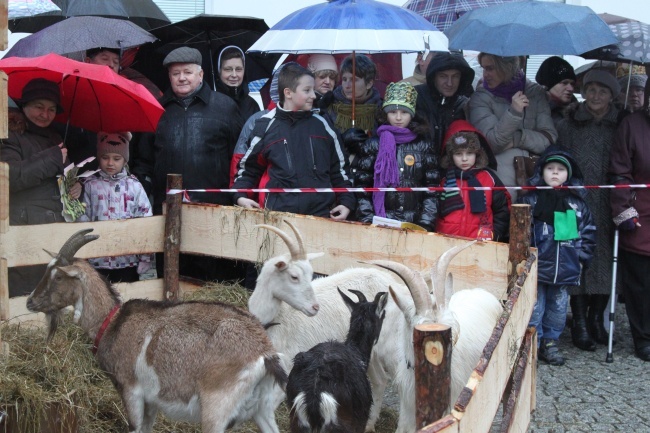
[[291, 391, 339, 433], [264, 354, 288, 390]]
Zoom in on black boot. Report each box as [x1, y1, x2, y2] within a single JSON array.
[[570, 295, 596, 351], [587, 294, 610, 345]]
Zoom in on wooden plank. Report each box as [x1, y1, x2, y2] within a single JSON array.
[[0, 162, 8, 234], [500, 327, 535, 433], [0, 0, 6, 52], [451, 253, 537, 433], [6, 279, 167, 325], [0, 217, 165, 267], [508, 204, 531, 291], [0, 71, 7, 140], [419, 414, 459, 433], [0, 257, 7, 321], [179, 205, 511, 299]]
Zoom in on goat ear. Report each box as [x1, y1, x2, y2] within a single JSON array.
[[43, 249, 57, 258], [307, 252, 324, 261], [337, 287, 356, 312], [348, 289, 368, 303], [58, 265, 82, 278], [275, 260, 288, 271], [375, 291, 388, 316]]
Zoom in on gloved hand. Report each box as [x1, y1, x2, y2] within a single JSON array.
[[137, 261, 152, 275], [341, 128, 368, 153], [619, 217, 640, 231]]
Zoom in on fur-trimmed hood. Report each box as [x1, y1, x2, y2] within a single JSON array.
[[440, 119, 497, 170], [561, 100, 619, 127]]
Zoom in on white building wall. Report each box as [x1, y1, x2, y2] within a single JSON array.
[[152, 0, 205, 23]]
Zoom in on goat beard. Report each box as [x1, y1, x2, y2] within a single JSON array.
[[46, 311, 63, 343]]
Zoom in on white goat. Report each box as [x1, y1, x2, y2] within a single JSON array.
[[250, 222, 502, 433], [27, 229, 287, 433]]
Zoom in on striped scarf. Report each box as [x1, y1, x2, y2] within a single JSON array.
[[439, 168, 486, 217]]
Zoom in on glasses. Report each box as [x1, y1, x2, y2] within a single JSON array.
[[223, 67, 244, 74]]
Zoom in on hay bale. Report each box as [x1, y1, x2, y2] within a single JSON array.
[[0, 281, 397, 433]]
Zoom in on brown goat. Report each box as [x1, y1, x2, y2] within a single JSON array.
[[26, 229, 287, 433]]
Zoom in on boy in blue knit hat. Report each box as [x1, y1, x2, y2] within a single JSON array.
[[518, 150, 597, 365]]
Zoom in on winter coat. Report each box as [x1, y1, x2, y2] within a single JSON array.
[[145, 83, 244, 214], [79, 168, 153, 269], [215, 79, 261, 122], [414, 52, 475, 151], [557, 101, 620, 295], [436, 120, 510, 241], [518, 151, 596, 286], [609, 111, 650, 257], [400, 65, 426, 86], [0, 113, 66, 225], [469, 79, 557, 201], [354, 134, 440, 231], [232, 107, 356, 218]]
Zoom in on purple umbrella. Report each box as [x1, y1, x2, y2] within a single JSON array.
[[402, 0, 524, 32]]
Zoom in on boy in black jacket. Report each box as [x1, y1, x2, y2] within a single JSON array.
[[233, 62, 355, 220]]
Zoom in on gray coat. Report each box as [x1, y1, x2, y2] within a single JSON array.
[[469, 80, 557, 201], [557, 101, 620, 295]]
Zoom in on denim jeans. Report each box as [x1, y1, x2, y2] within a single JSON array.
[[529, 283, 569, 342]]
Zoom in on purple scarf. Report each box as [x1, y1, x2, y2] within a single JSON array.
[[483, 70, 526, 101], [373, 124, 418, 217]]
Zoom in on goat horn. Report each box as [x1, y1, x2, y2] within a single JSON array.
[[255, 224, 305, 261], [283, 220, 307, 260], [432, 241, 476, 311], [58, 229, 99, 264], [365, 260, 433, 318], [348, 289, 368, 303]]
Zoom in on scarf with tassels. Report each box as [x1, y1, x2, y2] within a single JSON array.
[[483, 70, 526, 102], [373, 125, 417, 217], [330, 86, 380, 133], [439, 168, 487, 217]]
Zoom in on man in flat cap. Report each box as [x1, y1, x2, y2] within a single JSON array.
[[141, 46, 245, 281]]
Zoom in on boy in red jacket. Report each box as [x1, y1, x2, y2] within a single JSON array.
[[436, 120, 511, 241]]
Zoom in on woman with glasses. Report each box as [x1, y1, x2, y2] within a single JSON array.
[[216, 45, 261, 121]]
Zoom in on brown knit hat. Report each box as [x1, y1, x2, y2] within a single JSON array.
[[97, 132, 132, 162], [18, 78, 63, 114], [441, 131, 489, 169]]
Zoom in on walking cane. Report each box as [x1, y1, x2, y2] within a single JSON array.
[[606, 229, 619, 363]]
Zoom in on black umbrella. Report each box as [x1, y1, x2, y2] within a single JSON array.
[[130, 14, 281, 92], [4, 16, 157, 59], [8, 0, 170, 32]]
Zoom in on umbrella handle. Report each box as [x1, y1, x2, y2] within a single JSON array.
[[606, 228, 619, 363], [351, 51, 356, 127]]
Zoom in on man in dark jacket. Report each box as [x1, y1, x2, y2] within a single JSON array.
[[414, 51, 475, 151], [144, 46, 244, 215], [141, 46, 244, 281]]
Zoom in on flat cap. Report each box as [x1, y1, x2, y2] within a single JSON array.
[[163, 47, 202, 67]]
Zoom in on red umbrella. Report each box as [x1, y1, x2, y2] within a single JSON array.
[[0, 53, 164, 132]]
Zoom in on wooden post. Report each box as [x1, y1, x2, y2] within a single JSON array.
[[164, 174, 182, 301], [414, 323, 452, 428], [507, 204, 531, 292]]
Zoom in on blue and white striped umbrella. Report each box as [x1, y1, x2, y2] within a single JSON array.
[[248, 0, 448, 54]]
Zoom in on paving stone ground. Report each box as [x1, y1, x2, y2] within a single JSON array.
[[529, 301, 650, 432], [384, 301, 649, 432]]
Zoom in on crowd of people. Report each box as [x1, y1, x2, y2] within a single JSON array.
[[1, 45, 649, 364]]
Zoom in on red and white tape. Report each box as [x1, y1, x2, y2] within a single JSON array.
[[167, 184, 649, 195]]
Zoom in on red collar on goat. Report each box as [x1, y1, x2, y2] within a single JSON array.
[[93, 303, 121, 355]]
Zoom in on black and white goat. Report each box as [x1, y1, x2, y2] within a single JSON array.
[[286, 289, 388, 433], [26, 229, 286, 433], [250, 222, 502, 433]]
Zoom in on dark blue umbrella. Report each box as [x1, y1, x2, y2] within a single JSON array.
[[248, 0, 447, 54], [445, 0, 618, 55]]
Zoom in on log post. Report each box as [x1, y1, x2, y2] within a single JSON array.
[[164, 174, 182, 301], [507, 204, 531, 292], [414, 323, 452, 428], [0, 163, 9, 354]]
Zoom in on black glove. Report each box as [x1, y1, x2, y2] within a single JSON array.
[[342, 128, 368, 153]]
